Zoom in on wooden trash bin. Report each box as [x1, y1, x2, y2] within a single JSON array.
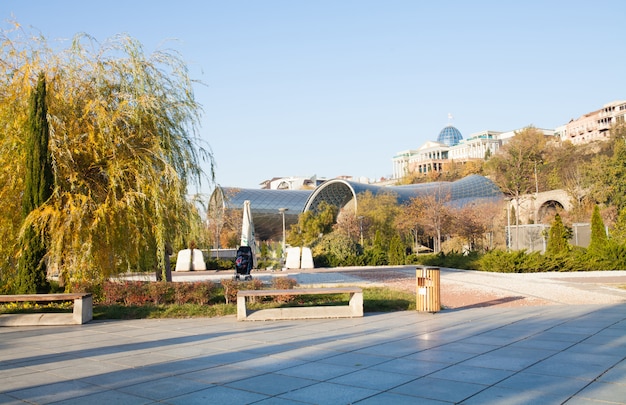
[[416, 267, 441, 313]]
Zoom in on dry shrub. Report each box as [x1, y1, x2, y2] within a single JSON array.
[[271, 277, 298, 303], [221, 278, 263, 304]]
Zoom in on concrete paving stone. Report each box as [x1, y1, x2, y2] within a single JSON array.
[[270, 345, 341, 362], [351, 339, 429, 358], [548, 351, 624, 368], [404, 347, 481, 364], [317, 351, 390, 368], [597, 363, 626, 384], [562, 396, 619, 405], [575, 381, 626, 404], [0, 393, 28, 405], [141, 357, 219, 376], [78, 367, 170, 389], [369, 357, 449, 377], [460, 333, 525, 347], [47, 389, 154, 405], [7, 354, 82, 372], [524, 359, 612, 381], [495, 371, 592, 398], [254, 396, 312, 405], [155, 343, 230, 359], [275, 361, 360, 381], [1, 371, 70, 393], [224, 372, 317, 396], [45, 359, 136, 380], [226, 355, 308, 373], [507, 337, 578, 351], [390, 376, 488, 403], [6, 379, 105, 404], [463, 349, 540, 371], [328, 368, 419, 390], [585, 328, 626, 341], [163, 385, 269, 405], [116, 375, 213, 401], [567, 341, 626, 357], [435, 341, 502, 354], [179, 363, 265, 385], [197, 348, 259, 365], [0, 349, 68, 366], [459, 385, 567, 405], [355, 391, 450, 404], [105, 352, 184, 368], [276, 381, 379, 405], [430, 364, 515, 385], [534, 331, 594, 343]]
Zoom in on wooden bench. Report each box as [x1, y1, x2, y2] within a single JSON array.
[[237, 287, 363, 321], [0, 293, 93, 326]]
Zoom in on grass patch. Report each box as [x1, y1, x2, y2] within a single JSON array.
[[2, 287, 416, 320], [364, 287, 416, 311], [93, 303, 237, 320]]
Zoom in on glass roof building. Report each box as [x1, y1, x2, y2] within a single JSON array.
[[209, 175, 503, 241], [437, 125, 463, 146]]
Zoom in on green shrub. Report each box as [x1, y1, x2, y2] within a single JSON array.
[[415, 251, 480, 270], [219, 259, 235, 270], [478, 250, 527, 273]]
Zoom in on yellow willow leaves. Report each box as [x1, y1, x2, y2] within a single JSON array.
[[0, 23, 213, 286]]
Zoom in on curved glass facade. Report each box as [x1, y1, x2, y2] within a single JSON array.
[[437, 125, 463, 146], [209, 188, 313, 241], [210, 175, 503, 241]]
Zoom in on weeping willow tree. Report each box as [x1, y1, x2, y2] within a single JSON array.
[[0, 23, 213, 288]]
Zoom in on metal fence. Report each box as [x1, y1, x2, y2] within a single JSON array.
[[506, 223, 590, 253]]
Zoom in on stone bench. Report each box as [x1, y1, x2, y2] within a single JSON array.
[[237, 287, 363, 321], [0, 293, 93, 326]]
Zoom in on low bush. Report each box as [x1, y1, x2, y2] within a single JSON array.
[[270, 277, 298, 303], [100, 281, 218, 306], [220, 278, 263, 304]]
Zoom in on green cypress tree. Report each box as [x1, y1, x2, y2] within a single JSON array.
[[16, 72, 54, 294], [388, 235, 406, 265], [546, 213, 569, 256], [588, 205, 608, 255]]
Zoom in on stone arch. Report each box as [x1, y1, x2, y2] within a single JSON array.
[[538, 200, 565, 223]]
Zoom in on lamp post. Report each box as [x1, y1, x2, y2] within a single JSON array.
[[278, 207, 288, 259]]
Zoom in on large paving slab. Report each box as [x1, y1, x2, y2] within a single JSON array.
[[2, 302, 625, 404]]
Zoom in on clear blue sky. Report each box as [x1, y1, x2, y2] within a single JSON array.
[[4, 1, 626, 194]]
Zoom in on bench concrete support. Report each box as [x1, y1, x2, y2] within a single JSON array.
[[237, 287, 363, 321], [0, 293, 93, 326]]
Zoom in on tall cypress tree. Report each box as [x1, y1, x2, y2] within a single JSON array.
[[546, 213, 569, 256], [588, 205, 607, 255], [16, 72, 54, 294]]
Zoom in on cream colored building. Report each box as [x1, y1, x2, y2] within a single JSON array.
[[555, 100, 626, 145]]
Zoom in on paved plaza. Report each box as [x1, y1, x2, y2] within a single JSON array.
[[2, 300, 626, 404]]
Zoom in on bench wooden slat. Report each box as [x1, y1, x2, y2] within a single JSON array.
[[237, 287, 361, 297], [0, 293, 91, 303]]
